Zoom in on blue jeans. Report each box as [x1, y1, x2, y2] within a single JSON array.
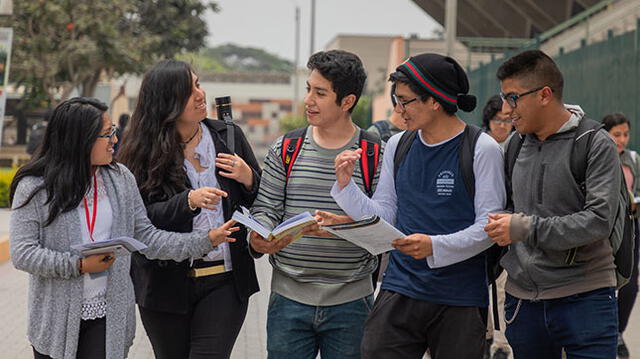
[[266, 292, 373, 359], [504, 287, 618, 359]]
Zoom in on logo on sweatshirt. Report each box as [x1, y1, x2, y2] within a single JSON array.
[[436, 170, 455, 196]]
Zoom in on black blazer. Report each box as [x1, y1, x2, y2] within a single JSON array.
[[130, 119, 261, 314]]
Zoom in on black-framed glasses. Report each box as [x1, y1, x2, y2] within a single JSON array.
[[97, 125, 117, 143], [392, 93, 423, 112], [500, 87, 547, 108], [491, 117, 511, 124]]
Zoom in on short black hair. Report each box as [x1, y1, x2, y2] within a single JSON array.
[[497, 50, 564, 100], [481, 95, 504, 130], [602, 112, 630, 132], [307, 50, 366, 113]]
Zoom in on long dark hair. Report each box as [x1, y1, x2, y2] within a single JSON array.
[[10, 97, 111, 226], [117, 59, 194, 202]]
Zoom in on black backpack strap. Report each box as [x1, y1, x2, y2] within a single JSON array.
[[281, 127, 308, 184], [359, 130, 382, 198], [504, 132, 525, 212], [458, 124, 483, 200], [393, 130, 418, 178], [570, 118, 602, 194]]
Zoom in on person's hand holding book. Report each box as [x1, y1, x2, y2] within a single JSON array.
[[249, 231, 295, 254]]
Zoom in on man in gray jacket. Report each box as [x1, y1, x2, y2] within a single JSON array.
[[484, 50, 620, 359]]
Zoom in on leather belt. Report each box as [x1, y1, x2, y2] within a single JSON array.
[[189, 260, 226, 278]]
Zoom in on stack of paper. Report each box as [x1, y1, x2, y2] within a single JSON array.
[[321, 215, 405, 255]]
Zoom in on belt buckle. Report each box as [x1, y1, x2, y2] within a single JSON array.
[[190, 264, 226, 278]]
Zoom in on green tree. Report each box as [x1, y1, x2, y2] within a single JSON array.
[[2, 0, 218, 109], [279, 113, 307, 134], [352, 95, 372, 129], [179, 44, 293, 73]]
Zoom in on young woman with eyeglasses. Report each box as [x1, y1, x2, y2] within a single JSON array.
[[117, 60, 261, 359], [10, 97, 239, 359], [481, 94, 515, 149]]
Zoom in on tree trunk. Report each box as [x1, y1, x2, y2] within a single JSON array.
[[81, 70, 102, 98]]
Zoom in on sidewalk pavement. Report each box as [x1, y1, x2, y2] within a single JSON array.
[[0, 205, 639, 358]]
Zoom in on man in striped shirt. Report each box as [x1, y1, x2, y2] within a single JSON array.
[[249, 50, 383, 359]]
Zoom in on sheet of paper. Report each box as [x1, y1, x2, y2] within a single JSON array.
[[321, 216, 405, 255]]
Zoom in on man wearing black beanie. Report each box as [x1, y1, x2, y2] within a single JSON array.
[[328, 53, 506, 358]]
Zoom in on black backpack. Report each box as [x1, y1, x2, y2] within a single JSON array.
[[372, 120, 393, 142], [393, 125, 507, 327], [504, 118, 635, 290], [281, 127, 381, 198]]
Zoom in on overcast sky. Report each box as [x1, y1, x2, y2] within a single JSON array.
[[205, 0, 441, 62]]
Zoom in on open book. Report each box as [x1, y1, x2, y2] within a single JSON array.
[[232, 206, 316, 241], [71, 236, 148, 257], [321, 215, 405, 255]]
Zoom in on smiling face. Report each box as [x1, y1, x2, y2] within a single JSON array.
[[304, 69, 353, 128], [499, 77, 546, 135], [177, 72, 207, 126], [608, 122, 630, 153], [392, 81, 434, 132], [90, 112, 117, 166]]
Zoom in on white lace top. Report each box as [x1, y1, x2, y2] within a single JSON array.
[[76, 169, 113, 320]]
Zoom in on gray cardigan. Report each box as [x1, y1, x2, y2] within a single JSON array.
[[10, 164, 214, 359]]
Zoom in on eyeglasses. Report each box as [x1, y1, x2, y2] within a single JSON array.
[[97, 125, 117, 143], [491, 117, 511, 124], [500, 87, 547, 109], [392, 93, 423, 112]]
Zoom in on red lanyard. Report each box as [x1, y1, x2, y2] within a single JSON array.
[[83, 174, 98, 242]]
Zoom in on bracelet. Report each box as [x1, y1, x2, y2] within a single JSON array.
[[187, 190, 197, 212]]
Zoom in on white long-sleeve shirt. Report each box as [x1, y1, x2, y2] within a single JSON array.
[[331, 128, 506, 268]]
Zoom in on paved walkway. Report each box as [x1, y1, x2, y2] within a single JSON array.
[[1, 204, 639, 358]]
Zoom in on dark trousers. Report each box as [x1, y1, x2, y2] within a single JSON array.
[[361, 290, 486, 359], [505, 287, 618, 359], [139, 272, 248, 359], [618, 218, 639, 332], [33, 317, 106, 359]]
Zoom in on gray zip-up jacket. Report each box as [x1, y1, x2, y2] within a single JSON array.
[[504, 106, 619, 300], [10, 164, 214, 359]]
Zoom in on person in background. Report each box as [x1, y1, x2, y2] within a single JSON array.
[[602, 112, 639, 359], [367, 88, 406, 143], [481, 94, 515, 150], [10, 97, 237, 359], [117, 59, 261, 359]]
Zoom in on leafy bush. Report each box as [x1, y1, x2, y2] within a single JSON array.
[[0, 168, 17, 208]]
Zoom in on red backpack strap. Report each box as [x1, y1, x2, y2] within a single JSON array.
[[359, 130, 382, 197], [281, 127, 307, 184]]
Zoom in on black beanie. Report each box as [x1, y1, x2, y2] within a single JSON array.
[[396, 53, 477, 113]]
